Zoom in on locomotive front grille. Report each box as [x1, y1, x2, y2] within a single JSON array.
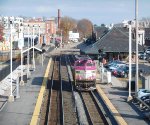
[[76, 81, 96, 91]]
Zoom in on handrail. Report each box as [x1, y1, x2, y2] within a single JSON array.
[[135, 96, 150, 109]]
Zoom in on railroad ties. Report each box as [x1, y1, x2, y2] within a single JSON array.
[[40, 54, 118, 125], [43, 55, 78, 125], [47, 56, 62, 125]]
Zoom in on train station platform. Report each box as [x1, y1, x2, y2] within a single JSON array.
[[0, 44, 54, 125], [0, 57, 50, 125], [96, 70, 150, 125]]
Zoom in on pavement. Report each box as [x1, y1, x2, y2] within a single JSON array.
[[97, 68, 150, 125], [0, 45, 53, 125], [0, 57, 49, 125]]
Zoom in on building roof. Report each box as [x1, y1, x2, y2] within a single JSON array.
[[94, 26, 109, 39], [81, 27, 144, 54]]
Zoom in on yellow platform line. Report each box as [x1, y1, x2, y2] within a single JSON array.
[[96, 85, 128, 125], [30, 58, 52, 125]]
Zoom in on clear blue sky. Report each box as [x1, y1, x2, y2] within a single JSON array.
[[0, 0, 150, 25]]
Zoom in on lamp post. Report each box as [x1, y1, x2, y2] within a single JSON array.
[[135, 0, 139, 92], [20, 23, 24, 86], [32, 25, 35, 70], [38, 25, 40, 44], [61, 30, 62, 48], [127, 22, 133, 101], [27, 24, 30, 78], [8, 20, 14, 102]]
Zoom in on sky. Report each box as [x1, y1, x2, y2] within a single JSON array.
[[0, 0, 150, 25]]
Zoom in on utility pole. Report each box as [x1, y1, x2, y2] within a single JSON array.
[[32, 25, 35, 70], [8, 20, 14, 102], [127, 22, 133, 101], [61, 30, 62, 48], [135, 0, 139, 92], [20, 23, 24, 86], [27, 25, 30, 78], [38, 25, 40, 44]]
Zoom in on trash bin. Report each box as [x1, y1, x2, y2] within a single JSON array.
[[127, 81, 135, 91], [107, 71, 111, 83]]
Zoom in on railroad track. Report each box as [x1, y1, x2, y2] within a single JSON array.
[[60, 55, 78, 124], [68, 54, 119, 125], [80, 91, 109, 125], [40, 55, 78, 125], [47, 56, 63, 125], [40, 54, 118, 125]]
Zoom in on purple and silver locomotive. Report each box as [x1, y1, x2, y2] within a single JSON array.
[[74, 55, 97, 91]]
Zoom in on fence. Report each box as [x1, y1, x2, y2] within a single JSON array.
[[0, 51, 21, 82]]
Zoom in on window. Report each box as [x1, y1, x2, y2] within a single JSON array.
[[87, 63, 95, 66]]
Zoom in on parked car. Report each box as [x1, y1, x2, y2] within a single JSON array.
[[112, 66, 127, 77], [145, 49, 150, 54], [138, 52, 146, 57], [146, 55, 150, 63], [139, 54, 147, 60], [106, 61, 126, 71], [137, 89, 150, 99], [113, 65, 143, 78], [104, 60, 120, 69]]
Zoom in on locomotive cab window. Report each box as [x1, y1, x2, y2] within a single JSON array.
[[76, 62, 84, 66], [87, 62, 95, 66]]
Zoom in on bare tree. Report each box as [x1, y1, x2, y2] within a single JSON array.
[[59, 16, 77, 42], [77, 19, 93, 40]]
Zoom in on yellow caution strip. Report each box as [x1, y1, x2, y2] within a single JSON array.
[[96, 85, 128, 125], [30, 58, 52, 125]]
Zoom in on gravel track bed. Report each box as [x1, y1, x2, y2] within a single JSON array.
[[48, 57, 61, 125], [81, 92, 105, 125], [61, 55, 77, 125]]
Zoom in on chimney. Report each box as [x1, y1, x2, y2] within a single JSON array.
[[58, 9, 60, 29]]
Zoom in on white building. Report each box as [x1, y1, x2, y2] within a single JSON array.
[[122, 20, 145, 46], [1, 16, 24, 50], [69, 31, 79, 42]]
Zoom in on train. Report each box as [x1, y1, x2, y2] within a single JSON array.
[[73, 55, 97, 91]]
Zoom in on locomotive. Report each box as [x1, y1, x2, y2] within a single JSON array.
[[73, 55, 97, 91]]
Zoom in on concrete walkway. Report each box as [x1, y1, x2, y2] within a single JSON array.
[[0, 65, 27, 110], [0, 57, 49, 125], [97, 69, 150, 125]]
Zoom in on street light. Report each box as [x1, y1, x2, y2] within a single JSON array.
[[20, 23, 24, 86], [8, 20, 14, 102], [135, 0, 139, 92], [38, 25, 40, 44], [60, 30, 62, 48], [27, 24, 31, 78], [32, 25, 35, 70], [127, 21, 133, 101]]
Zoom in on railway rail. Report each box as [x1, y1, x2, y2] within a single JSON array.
[[40, 54, 118, 125], [80, 91, 109, 125], [47, 56, 63, 125], [61, 55, 78, 124]]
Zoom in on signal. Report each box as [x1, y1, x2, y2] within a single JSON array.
[[98, 49, 103, 53]]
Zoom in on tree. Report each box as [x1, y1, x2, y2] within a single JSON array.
[[59, 16, 77, 42], [77, 19, 93, 40], [0, 23, 4, 42], [101, 24, 106, 27]]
